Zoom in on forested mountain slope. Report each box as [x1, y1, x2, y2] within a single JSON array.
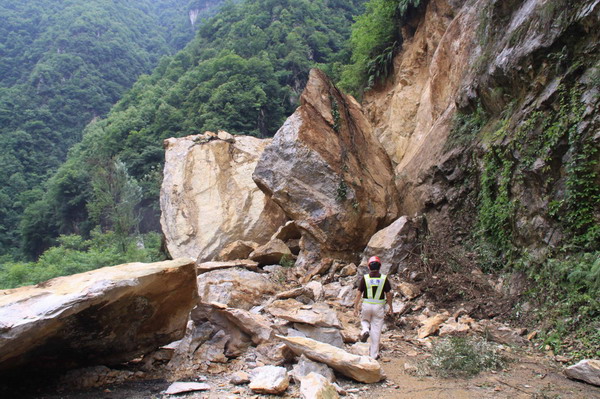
[[16, 0, 364, 258], [0, 0, 222, 257]]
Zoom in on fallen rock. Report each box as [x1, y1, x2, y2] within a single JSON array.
[[0, 259, 197, 372], [196, 260, 259, 274], [267, 299, 341, 328], [564, 359, 600, 387], [306, 281, 324, 301], [474, 320, 528, 346], [348, 342, 370, 357], [216, 240, 259, 261], [278, 335, 384, 383], [197, 269, 275, 310], [323, 282, 342, 299], [276, 287, 314, 301], [211, 304, 273, 345], [165, 382, 210, 395], [338, 285, 356, 307], [300, 372, 340, 399], [249, 239, 292, 265], [397, 282, 422, 300], [230, 371, 250, 385], [249, 365, 289, 395], [340, 263, 357, 277], [291, 354, 336, 384], [417, 313, 448, 339], [256, 342, 295, 366], [439, 319, 470, 337], [360, 216, 426, 274], [161, 133, 287, 262], [253, 69, 399, 267], [291, 324, 344, 348]]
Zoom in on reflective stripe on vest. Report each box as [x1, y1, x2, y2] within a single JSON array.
[[363, 274, 387, 304]]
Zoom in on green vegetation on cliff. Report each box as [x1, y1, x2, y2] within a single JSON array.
[[339, 0, 423, 95]]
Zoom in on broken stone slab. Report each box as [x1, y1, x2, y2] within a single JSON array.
[[291, 354, 336, 384], [564, 359, 600, 387], [197, 268, 275, 310], [196, 260, 259, 274], [211, 303, 273, 345], [300, 372, 340, 399], [292, 323, 344, 348], [417, 313, 448, 339], [340, 263, 357, 277], [256, 342, 295, 366], [249, 238, 292, 265], [277, 335, 384, 383], [266, 299, 342, 328], [276, 287, 314, 300], [165, 382, 211, 395], [249, 365, 290, 395], [0, 258, 197, 372]]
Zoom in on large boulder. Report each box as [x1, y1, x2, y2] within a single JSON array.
[[161, 132, 287, 262], [253, 69, 399, 267], [197, 268, 275, 310], [0, 259, 197, 372], [360, 216, 427, 274], [278, 335, 383, 383]]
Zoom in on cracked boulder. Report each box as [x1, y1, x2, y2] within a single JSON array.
[[253, 69, 399, 268]]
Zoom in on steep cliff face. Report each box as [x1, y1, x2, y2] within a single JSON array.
[[365, 0, 600, 256]]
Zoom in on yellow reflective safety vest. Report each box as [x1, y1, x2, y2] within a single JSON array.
[[362, 274, 387, 305]]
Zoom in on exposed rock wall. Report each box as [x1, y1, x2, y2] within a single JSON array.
[[253, 69, 399, 267], [160, 132, 287, 262], [364, 0, 600, 253]]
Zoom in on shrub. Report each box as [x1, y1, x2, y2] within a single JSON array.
[[425, 336, 505, 377]]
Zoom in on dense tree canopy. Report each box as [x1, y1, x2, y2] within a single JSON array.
[[17, 0, 364, 258], [0, 0, 222, 257]]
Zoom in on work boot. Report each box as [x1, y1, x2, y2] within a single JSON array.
[[360, 330, 370, 342]]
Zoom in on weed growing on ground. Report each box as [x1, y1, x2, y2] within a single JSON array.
[[424, 336, 505, 378]]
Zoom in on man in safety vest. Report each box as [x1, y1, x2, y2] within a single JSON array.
[[353, 255, 393, 359]]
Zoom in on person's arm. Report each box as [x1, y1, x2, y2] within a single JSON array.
[[386, 291, 393, 315], [353, 290, 362, 317]]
